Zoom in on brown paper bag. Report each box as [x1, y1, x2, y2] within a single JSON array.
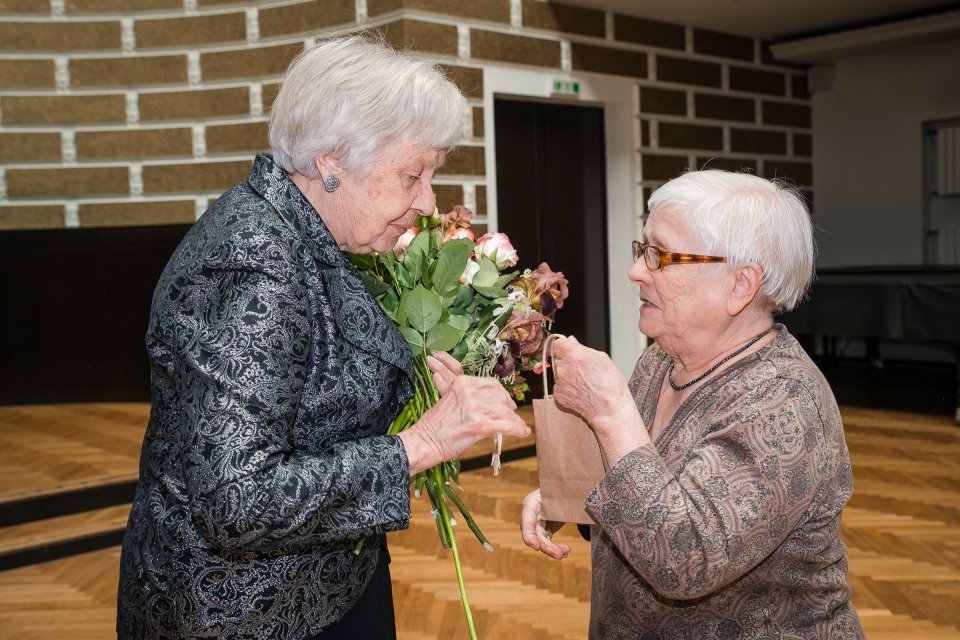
[[534, 334, 605, 525]]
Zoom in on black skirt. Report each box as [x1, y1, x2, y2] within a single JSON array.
[[311, 549, 397, 640]]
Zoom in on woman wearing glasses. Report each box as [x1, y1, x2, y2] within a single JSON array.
[[521, 170, 864, 638]]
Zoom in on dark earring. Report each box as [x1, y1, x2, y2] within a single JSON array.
[[323, 174, 341, 192]]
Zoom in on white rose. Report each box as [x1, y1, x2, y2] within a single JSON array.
[[392, 228, 418, 261], [460, 258, 480, 285]]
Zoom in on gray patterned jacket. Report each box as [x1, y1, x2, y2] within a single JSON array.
[[118, 153, 414, 639]]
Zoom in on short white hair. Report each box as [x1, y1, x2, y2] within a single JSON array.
[[269, 35, 467, 178], [647, 170, 814, 312]]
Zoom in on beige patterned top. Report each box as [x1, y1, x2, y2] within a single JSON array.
[[585, 324, 864, 639]]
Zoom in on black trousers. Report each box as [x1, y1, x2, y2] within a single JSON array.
[[311, 550, 397, 640]]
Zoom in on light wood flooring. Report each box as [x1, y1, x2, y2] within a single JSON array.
[[0, 403, 957, 639]]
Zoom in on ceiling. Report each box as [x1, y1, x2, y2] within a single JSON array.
[[563, 0, 959, 41]]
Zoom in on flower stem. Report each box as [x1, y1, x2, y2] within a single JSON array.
[[444, 483, 493, 552], [388, 352, 482, 638], [434, 467, 478, 640]]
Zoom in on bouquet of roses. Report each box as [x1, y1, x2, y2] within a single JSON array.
[[350, 205, 567, 639]]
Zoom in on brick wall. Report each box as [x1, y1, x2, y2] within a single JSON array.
[[0, 0, 811, 231]]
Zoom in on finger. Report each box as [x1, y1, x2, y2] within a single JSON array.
[[427, 366, 455, 395], [503, 414, 531, 438], [520, 491, 544, 547], [474, 415, 527, 440], [427, 351, 464, 375], [522, 516, 569, 560], [537, 538, 571, 560]]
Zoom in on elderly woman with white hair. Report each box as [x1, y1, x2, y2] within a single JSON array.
[[521, 170, 865, 638], [117, 36, 529, 640]]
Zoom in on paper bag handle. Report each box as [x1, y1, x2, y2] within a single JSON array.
[[541, 333, 566, 398]]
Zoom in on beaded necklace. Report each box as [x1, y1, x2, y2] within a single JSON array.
[[667, 327, 773, 392]]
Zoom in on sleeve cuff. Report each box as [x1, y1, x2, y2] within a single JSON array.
[[585, 443, 668, 527]]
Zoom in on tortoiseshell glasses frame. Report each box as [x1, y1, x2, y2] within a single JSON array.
[[632, 240, 727, 271]]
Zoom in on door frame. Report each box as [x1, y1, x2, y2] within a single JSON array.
[[482, 66, 644, 375], [922, 116, 960, 265]]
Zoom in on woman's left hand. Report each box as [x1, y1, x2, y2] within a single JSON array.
[[520, 489, 570, 560], [426, 351, 464, 395]]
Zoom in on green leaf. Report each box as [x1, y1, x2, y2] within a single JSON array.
[[446, 313, 471, 333], [425, 322, 464, 351], [494, 271, 519, 288], [395, 262, 412, 290], [450, 340, 468, 362], [350, 253, 377, 271], [358, 272, 390, 298], [398, 326, 425, 350], [451, 284, 474, 309], [381, 289, 399, 318], [404, 230, 432, 285], [440, 291, 458, 308], [402, 285, 443, 333], [395, 289, 409, 326], [432, 239, 473, 294], [381, 250, 397, 279], [430, 228, 443, 251], [472, 285, 508, 299], [472, 256, 499, 288]]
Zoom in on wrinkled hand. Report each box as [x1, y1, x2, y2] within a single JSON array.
[[551, 336, 651, 463], [520, 490, 570, 560], [551, 336, 632, 424], [399, 365, 530, 475], [426, 351, 463, 396]]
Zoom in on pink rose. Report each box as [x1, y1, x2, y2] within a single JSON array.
[[507, 262, 568, 320], [441, 204, 474, 227], [442, 226, 476, 243], [499, 310, 546, 357], [475, 232, 518, 268], [528, 262, 569, 310]]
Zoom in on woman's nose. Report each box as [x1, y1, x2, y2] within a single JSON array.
[[413, 179, 436, 214], [628, 257, 651, 284]]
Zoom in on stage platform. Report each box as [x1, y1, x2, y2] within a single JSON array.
[[779, 265, 960, 422]]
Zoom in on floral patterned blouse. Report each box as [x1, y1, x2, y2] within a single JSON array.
[[585, 325, 865, 639]]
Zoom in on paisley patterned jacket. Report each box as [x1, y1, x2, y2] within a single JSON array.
[[117, 153, 415, 639], [585, 325, 865, 639]]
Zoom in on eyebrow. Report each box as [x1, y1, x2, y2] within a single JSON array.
[[642, 228, 661, 245]]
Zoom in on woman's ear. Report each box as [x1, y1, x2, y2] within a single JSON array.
[[726, 263, 764, 316], [314, 155, 343, 179]]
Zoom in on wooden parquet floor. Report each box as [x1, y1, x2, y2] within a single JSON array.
[[0, 403, 958, 639], [0, 403, 148, 503]]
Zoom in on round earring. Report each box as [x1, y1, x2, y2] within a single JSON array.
[[323, 174, 341, 192]]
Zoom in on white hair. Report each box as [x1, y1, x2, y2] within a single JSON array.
[[647, 170, 815, 312], [269, 35, 467, 179]]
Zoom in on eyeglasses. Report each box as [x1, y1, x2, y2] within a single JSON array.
[[632, 241, 727, 271]]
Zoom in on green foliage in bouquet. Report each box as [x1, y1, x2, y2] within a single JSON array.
[[350, 207, 567, 639]]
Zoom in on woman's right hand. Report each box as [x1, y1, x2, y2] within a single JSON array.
[[551, 336, 632, 424], [520, 489, 570, 560], [398, 371, 530, 476]]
